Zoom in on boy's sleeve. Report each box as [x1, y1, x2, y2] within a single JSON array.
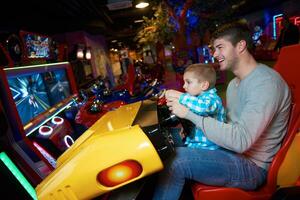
[[179, 93, 218, 116]]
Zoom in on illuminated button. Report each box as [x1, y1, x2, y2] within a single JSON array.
[[51, 116, 64, 125], [97, 160, 142, 187], [64, 135, 74, 148], [38, 125, 53, 136]]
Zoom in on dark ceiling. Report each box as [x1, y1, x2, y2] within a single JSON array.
[[0, 0, 292, 47], [0, 0, 154, 42]]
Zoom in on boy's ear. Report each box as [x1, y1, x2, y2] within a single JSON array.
[[201, 80, 210, 90]]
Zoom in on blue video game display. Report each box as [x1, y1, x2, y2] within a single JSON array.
[[7, 67, 71, 125], [8, 74, 51, 125], [43, 69, 71, 105]]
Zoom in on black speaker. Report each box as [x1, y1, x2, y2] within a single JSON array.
[[6, 34, 23, 65], [0, 33, 23, 67]]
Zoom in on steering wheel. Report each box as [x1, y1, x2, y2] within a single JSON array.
[[157, 103, 195, 144], [141, 79, 161, 98]]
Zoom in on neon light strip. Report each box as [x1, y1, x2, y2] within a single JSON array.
[[33, 142, 56, 168], [0, 152, 37, 200], [273, 13, 283, 39], [3, 61, 69, 71], [295, 17, 300, 26], [26, 101, 73, 136]]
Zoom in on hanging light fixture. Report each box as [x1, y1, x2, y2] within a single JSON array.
[[76, 46, 84, 59], [135, 1, 149, 9], [85, 47, 91, 60]]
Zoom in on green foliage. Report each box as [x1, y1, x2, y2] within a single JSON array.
[[135, 0, 243, 45], [134, 3, 176, 45]]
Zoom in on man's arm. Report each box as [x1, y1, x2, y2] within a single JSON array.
[[184, 77, 290, 153]]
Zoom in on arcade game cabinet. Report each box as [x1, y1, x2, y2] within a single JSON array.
[[0, 101, 37, 200], [35, 100, 175, 199], [0, 30, 173, 200], [69, 44, 94, 90], [0, 31, 89, 184]]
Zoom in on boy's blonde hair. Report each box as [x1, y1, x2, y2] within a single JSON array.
[[184, 63, 216, 89]]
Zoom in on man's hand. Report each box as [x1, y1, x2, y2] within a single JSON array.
[[166, 99, 189, 118], [165, 89, 183, 101]]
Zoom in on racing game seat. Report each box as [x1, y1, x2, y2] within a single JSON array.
[[191, 44, 300, 200]]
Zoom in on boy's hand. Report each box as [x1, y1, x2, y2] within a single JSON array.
[[165, 89, 183, 101], [167, 100, 189, 118]]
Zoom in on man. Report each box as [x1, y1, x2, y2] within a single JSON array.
[[152, 22, 291, 200]]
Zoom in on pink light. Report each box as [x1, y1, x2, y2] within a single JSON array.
[[38, 125, 53, 136], [294, 17, 300, 26], [33, 141, 56, 168], [51, 116, 64, 125]]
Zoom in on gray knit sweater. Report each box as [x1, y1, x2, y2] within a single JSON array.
[[185, 64, 291, 170]]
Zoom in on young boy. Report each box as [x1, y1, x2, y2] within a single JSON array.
[[166, 63, 226, 150]]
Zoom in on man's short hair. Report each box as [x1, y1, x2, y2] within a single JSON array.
[[211, 21, 254, 51], [184, 63, 216, 89]]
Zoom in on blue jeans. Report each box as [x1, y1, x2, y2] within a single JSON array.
[[152, 147, 267, 200]]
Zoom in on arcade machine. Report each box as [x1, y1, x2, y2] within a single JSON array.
[[69, 44, 94, 90], [0, 30, 89, 184], [35, 98, 176, 199], [0, 100, 37, 199], [74, 62, 163, 128], [0, 30, 173, 200]]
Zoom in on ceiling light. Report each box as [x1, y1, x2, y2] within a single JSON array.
[[134, 19, 144, 23], [77, 47, 84, 59], [85, 47, 92, 60], [135, 1, 149, 9]]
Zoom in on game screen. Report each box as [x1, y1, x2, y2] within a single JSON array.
[[23, 33, 50, 59], [43, 69, 71, 105], [8, 73, 51, 125], [7, 67, 72, 125]]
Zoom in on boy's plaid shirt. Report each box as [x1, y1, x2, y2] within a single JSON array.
[[179, 88, 226, 150]]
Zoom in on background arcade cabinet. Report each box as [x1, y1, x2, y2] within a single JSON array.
[[69, 44, 94, 90], [0, 101, 38, 199], [0, 30, 89, 184], [0, 32, 23, 67]]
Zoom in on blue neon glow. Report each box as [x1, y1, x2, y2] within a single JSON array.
[[273, 13, 283, 39]]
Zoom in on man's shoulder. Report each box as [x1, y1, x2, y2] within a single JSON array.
[[250, 64, 289, 93], [254, 64, 280, 80]]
